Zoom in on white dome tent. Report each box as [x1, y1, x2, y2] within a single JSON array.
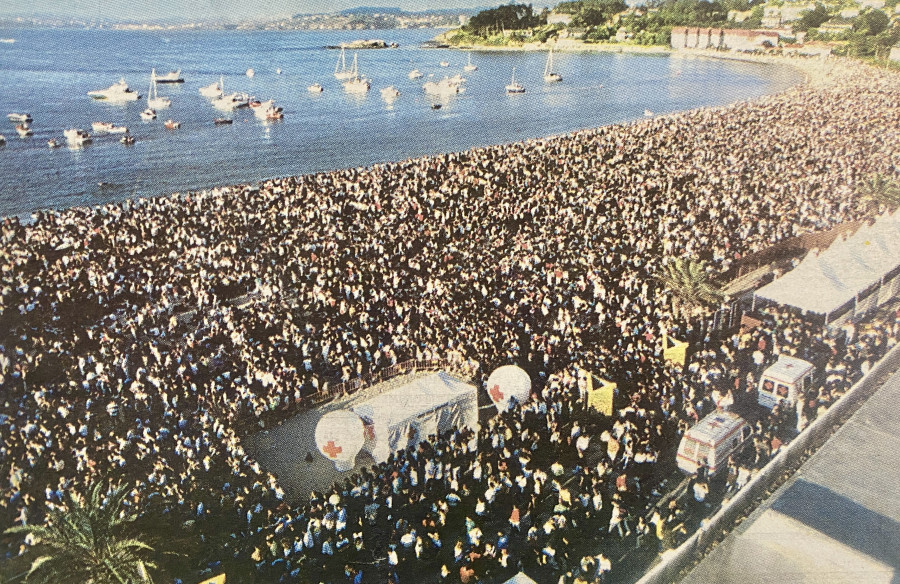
[[486, 365, 532, 411], [314, 410, 366, 472]]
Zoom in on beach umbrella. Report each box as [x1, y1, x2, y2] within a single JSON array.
[[315, 410, 365, 472]]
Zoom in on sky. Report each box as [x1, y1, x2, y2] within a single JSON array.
[[0, 0, 491, 21]]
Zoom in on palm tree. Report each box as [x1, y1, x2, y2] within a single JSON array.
[[5, 483, 156, 584], [657, 257, 724, 320], [858, 172, 900, 213]]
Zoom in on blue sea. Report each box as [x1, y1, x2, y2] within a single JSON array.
[[0, 28, 801, 218]]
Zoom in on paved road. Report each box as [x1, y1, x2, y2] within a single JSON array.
[[681, 364, 900, 584]]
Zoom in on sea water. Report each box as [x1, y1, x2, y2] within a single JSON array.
[[0, 27, 800, 218]]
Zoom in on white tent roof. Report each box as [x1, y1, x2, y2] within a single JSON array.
[[350, 371, 475, 427], [755, 210, 900, 315]]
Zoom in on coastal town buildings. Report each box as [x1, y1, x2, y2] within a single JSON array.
[[670, 27, 780, 51]]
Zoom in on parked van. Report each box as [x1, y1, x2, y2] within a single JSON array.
[[677, 411, 752, 475], [757, 355, 815, 409]]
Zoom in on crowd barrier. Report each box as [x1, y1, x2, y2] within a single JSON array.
[[635, 339, 900, 584]]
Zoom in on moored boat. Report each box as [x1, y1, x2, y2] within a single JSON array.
[[543, 48, 562, 83], [7, 113, 32, 123], [214, 117, 233, 125], [199, 77, 224, 98], [16, 124, 32, 137], [48, 138, 61, 148], [164, 120, 181, 130], [140, 108, 157, 120], [120, 134, 136, 145], [408, 69, 423, 80], [88, 79, 141, 101], [264, 106, 284, 120], [380, 86, 401, 99], [153, 69, 184, 83], [92, 122, 129, 134], [307, 83, 324, 93], [506, 68, 525, 94], [147, 70, 172, 109], [64, 128, 92, 146]]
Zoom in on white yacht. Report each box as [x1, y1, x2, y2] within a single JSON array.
[[153, 69, 184, 83], [88, 79, 141, 101], [15, 124, 32, 137], [64, 128, 92, 147], [199, 77, 224, 98], [140, 108, 157, 121], [423, 76, 464, 96], [251, 99, 276, 117], [506, 68, 525, 94], [408, 69, 423, 80], [543, 49, 562, 83], [246, 68, 255, 78], [439, 60, 450, 67], [91, 122, 128, 134], [334, 47, 354, 81], [147, 70, 172, 109], [380, 86, 400, 100], [307, 83, 324, 93], [7, 113, 32, 123], [464, 54, 478, 72], [343, 76, 370, 94]]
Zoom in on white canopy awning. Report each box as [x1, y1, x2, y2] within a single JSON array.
[[754, 210, 900, 316]]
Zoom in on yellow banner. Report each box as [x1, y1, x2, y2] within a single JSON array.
[[583, 370, 615, 416], [663, 334, 688, 367], [197, 575, 226, 584]]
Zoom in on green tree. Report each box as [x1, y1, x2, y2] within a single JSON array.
[[858, 172, 900, 212], [793, 3, 831, 32], [465, 4, 544, 35], [854, 8, 890, 35], [5, 483, 157, 584], [657, 258, 724, 319]]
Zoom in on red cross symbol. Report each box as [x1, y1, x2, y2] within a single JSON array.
[[489, 384, 504, 403], [323, 440, 343, 458]]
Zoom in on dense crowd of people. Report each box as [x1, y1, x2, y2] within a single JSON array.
[[2, 59, 900, 582]]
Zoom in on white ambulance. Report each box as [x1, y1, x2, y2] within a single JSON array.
[[677, 411, 752, 475], [757, 355, 815, 409]]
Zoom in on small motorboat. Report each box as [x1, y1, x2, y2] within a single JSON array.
[[408, 69, 423, 80], [92, 122, 129, 134], [7, 113, 32, 123], [48, 138, 61, 148], [276, 68, 282, 75], [307, 83, 324, 93], [246, 68, 255, 78], [153, 69, 184, 83], [431, 103, 442, 110], [120, 134, 136, 145], [264, 106, 284, 120], [214, 117, 233, 125], [64, 128, 92, 147], [0, 135, 6, 145], [380, 86, 401, 100], [140, 108, 157, 121], [16, 124, 32, 137], [644, 109, 654, 117], [164, 119, 181, 130], [439, 61, 449, 67]]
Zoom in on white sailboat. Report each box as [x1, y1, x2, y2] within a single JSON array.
[[147, 69, 172, 109], [334, 47, 354, 81], [464, 53, 478, 72], [342, 54, 370, 93], [543, 49, 562, 83], [505, 67, 525, 94]]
